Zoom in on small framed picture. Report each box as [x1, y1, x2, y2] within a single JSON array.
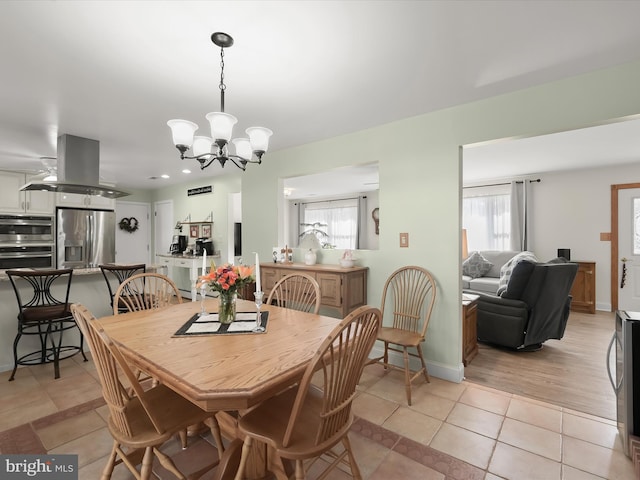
[[201, 224, 211, 238], [190, 225, 199, 238]]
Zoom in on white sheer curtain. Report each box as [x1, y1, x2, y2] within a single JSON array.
[[301, 198, 359, 249], [462, 190, 510, 251]]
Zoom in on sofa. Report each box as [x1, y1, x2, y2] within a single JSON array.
[[462, 250, 521, 294]]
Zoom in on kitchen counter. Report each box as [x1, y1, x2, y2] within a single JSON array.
[[0, 266, 102, 281]]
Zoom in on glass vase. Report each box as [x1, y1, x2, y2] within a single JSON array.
[[218, 292, 237, 324]]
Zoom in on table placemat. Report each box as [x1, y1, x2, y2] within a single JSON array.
[[174, 311, 269, 336]]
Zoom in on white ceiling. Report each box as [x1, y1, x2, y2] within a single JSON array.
[[1, 1, 640, 191]]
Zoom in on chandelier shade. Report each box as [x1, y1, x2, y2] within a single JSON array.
[[167, 32, 272, 171]]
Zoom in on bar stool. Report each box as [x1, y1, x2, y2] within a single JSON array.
[[99, 263, 146, 313], [7, 268, 87, 381]]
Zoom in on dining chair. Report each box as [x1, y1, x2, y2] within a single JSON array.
[[367, 266, 437, 405], [234, 305, 381, 480], [99, 263, 146, 313], [113, 272, 182, 315], [70, 303, 225, 480], [6, 268, 87, 381], [266, 273, 321, 314]]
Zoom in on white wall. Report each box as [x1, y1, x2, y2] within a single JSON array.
[[529, 162, 640, 311]]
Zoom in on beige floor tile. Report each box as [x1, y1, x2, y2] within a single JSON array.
[[563, 407, 617, 427], [28, 356, 89, 385], [562, 465, 608, 480], [562, 412, 623, 451], [484, 474, 504, 480], [512, 393, 562, 411], [368, 450, 445, 480], [425, 377, 467, 402], [48, 427, 116, 468], [366, 370, 422, 405], [36, 410, 106, 450], [348, 432, 392, 479], [506, 397, 562, 433], [459, 385, 511, 415], [408, 391, 456, 421], [489, 442, 561, 480], [352, 391, 398, 425], [0, 390, 59, 431], [446, 402, 504, 439], [79, 455, 136, 480], [0, 368, 40, 395], [498, 418, 561, 461], [358, 364, 387, 390], [563, 436, 635, 479], [430, 423, 495, 469], [382, 406, 442, 445], [44, 371, 103, 410]]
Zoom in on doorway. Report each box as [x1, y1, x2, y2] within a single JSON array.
[[115, 201, 151, 264], [154, 200, 174, 256], [611, 183, 640, 311]]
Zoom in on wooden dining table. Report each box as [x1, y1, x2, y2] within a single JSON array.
[[98, 297, 343, 478]]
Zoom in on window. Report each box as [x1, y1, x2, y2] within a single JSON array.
[[463, 185, 510, 251], [300, 198, 359, 249]]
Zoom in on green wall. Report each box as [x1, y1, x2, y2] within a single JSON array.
[[240, 59, 640, 382]]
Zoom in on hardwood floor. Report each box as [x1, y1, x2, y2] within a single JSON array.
[[464, 310, 616, 421]]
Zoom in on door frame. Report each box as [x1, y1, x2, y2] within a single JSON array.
[[611, 182, 640, 310]]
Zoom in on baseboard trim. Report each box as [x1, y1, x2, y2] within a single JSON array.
[[368, 344, 464, 384]]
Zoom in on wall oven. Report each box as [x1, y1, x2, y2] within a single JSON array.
[[0, 214, 55, 269]]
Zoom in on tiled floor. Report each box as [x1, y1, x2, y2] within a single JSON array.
[[0, 354, 636, 480]]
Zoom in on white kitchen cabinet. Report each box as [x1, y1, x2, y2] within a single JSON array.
[[56, 192, 115, 209], [0, 171, 55, 214]]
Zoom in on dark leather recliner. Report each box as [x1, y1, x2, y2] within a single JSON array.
[[470, 261, 579, 350]]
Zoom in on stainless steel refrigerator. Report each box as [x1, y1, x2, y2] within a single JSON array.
[[57, 207, 116, 268]]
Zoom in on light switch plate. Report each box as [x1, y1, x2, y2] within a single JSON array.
[[400, 232, 409, 247]]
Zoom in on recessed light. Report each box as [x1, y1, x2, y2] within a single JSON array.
[[161, 174, 170, 179], [182, 169, 191, 174]]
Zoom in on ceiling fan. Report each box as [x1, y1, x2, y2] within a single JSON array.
[[32, 156, 58, 181]]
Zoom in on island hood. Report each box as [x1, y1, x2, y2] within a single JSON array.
[[20, 134, 130, 199]]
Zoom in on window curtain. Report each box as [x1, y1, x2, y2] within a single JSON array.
[[300, 198, 359, 249], [510, 180, 530, 251], [462, 193, 510, 251]]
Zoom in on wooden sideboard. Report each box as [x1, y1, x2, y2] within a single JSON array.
[[570, 261, 596, 314], [462, 293, 479, 366], [260, 263, 368, 318]]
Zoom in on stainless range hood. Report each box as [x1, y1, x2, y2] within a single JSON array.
[[20, 134, 130, 199]]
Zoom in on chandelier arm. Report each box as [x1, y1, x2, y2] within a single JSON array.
[[226, 155, 247, 171]]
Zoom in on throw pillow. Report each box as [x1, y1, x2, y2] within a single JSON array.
[[501, 260, 536, 299], [462, 251, 493, 279], [496, 251, 539, 296]]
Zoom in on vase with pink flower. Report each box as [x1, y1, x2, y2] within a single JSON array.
[[197, 263, 255, 324]]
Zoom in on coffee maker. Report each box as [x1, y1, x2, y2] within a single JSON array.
[[195, 237, 214, 256], [170, 235, 187, 255]]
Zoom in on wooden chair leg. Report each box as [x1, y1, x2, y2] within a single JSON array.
[[100, 441, 119, 480], [416, 344, 430, 382], [140, 447, 154, 480], [342, 435, 362, 480], [234, 436, 253, 480], [178, 429, 188, 449], [382, 342, 389, 369], [205, 414, 225, 456], [295, 460, 305, 480], [402, 346, 412, 405]]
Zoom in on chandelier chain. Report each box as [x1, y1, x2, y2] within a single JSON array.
[[219, 47, 226, 92]]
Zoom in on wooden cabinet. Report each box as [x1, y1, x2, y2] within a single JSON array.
[[57, 192, 115, 209], [0, 171, 54, 214], [260, 263, 368, 317], [570, 261, 596, 314], [462, 294, 479, 366]]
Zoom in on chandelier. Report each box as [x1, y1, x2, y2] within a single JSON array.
[[167, 32, 273, 171]]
